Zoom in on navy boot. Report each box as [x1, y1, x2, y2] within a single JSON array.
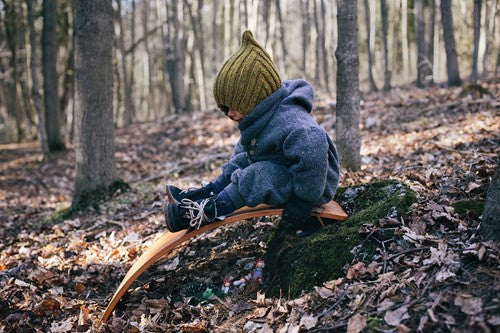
[[166, 182, 219, 204]]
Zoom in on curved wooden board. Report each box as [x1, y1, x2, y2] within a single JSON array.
[[100, 200, 347, 323]]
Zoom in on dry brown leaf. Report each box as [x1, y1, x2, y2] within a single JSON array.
[[454, 294, 483, 315], [346, 262, 365, 280], [384, 305, 409, 326], [347, 313, 367, 333]]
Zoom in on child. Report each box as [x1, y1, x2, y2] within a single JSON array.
[[164, 30, 339, 233]]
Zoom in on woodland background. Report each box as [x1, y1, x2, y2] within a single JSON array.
[[0, 0, 499, 332]]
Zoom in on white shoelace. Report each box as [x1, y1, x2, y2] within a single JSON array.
[[179, 181, 211, 195], [179, 198, 217, 230]]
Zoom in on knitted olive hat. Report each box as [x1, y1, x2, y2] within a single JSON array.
[[214, 30, 282, 116]]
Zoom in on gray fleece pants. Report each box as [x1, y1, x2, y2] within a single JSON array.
[[223, 161, 294, 208]]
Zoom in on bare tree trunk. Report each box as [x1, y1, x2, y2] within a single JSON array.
[[301, 0, 309, 76], [363, 0, 378, 91], [471, 0, 481, 83], [320, 0, 330, 93], [130, 0, 136, 120], [482, 0, 497, 76], [416, 0, 432, 87], [480, 159, 500, 241], [116, 0, 135, 125], [313, 0, 321, 87], [212, 0, 218, 75], [73, 0, 118, 208], [60, 0, 74, 133], [186, 0, 207, 111], [42, 0, 65, 150], [336, 0, 361, 171], [401, 0, 409, 82], [26, 0, 48, 154], [440, 0, 462, 86], [380, 0, 391, 90], [275, 0, 287, 76], [165, 0, 186, 114], [3, 0, 24, 143], [143, 0, 155, 119], [425, 0, 435, 85]]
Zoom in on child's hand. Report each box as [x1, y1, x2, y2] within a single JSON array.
[[281, 195, 314, 231]]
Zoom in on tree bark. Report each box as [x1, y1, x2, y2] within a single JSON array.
[[42, 0, 65, 150], [480, 159, 500, 241], [313, 0, 321, 86], [143, 0, 156, 119], [301, 0, 309, 76], [116, 0, 135, 125], [363, 0, 378, 91], [380, 0, 391, 90], [320, 0, 330, 93], [425, 0, 435, 86], [440, 0, 462, 86], [471, 0, 481, 83], [401, 0, 409, 82], [336, 0, 361, 171], [416, 0, 432, 87], [27, 0, 48, 154], [73, 0, 118, 207], [3, 0, 24, 143], [482, 0, 497, 76], [275, 0, 287, 75], [60, 0, 74, 135], [164, 0, 186, 114]]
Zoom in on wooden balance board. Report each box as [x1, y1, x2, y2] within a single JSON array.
[[100, 200, 347, 323]]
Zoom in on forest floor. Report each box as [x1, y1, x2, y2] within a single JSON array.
[[0, 79, 499, 332]]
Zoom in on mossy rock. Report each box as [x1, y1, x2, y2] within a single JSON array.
[[459, 83, 491, 98], [452, 199, 484, 219], [264, 180, 416, 298]]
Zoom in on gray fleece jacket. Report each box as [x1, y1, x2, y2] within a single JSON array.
[[215, 79, 340, 206]]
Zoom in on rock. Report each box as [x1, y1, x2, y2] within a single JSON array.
[[264, 180, 416, 298]]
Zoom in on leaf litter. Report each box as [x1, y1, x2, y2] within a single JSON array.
[[0, 80, 499, 332]]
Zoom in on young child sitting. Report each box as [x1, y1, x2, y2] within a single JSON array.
[[164, 30, 339, 234]]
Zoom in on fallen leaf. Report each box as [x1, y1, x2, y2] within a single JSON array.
[[50, 318, 73, 332], [347, 313, 367, 333], [161, 257, 180, 271], [384, 305, 409, 326], [435, 268, 456, 282], [454, 294, 483, 315], [346, 262, 365, 280], [299, 315, 318, 330], [324, 278, 343, 290], [315, 286, 335, 299]]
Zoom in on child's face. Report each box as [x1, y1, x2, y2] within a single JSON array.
[[226, 108, 244, 122]]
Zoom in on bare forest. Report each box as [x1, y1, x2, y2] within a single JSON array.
[[0, 0, 499, 332]]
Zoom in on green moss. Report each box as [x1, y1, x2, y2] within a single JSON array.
[[265, 180, 416, 298], [459, 83, 491, 98], [366, 316, 384, 332], [42, 205, 73, 226], [452, 199, 484, 218], [72, 179, 130, 212]]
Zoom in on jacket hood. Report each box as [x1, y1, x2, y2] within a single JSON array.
[[237, 79, 315, 145]]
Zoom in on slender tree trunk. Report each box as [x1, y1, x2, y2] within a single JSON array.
[[320, 0, 330, 93], [313, 0, 321, 86], [212, 0, 218, 75], [440, 0, 462, 86], [401, 0, 409, 82], [380, 0, 391, 90], [3, 0, 24, 143], [73, 0, 118, 208], [60, 1, 74, 132], [116, 0, 135, 125], [482, 0, 497, 76], [336, 0, 361, 171], [275, 0, 287, 75], [471, 0, 481, 83], [363, 0, 378, 91], [27, 0, 48, 154], [480, 159, 500, 241], [130, 0, 136, 120], [143, 0, 155, 120], [301, 0, 309, 76], [42, 0, 65, 150], [165, 0, 186, 114], [425, 0, 435, 85], [416, 0, 432, 87]]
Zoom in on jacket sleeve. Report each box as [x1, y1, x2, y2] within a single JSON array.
[[283, 126, 329, 203], [214, 141, 250, 188]]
